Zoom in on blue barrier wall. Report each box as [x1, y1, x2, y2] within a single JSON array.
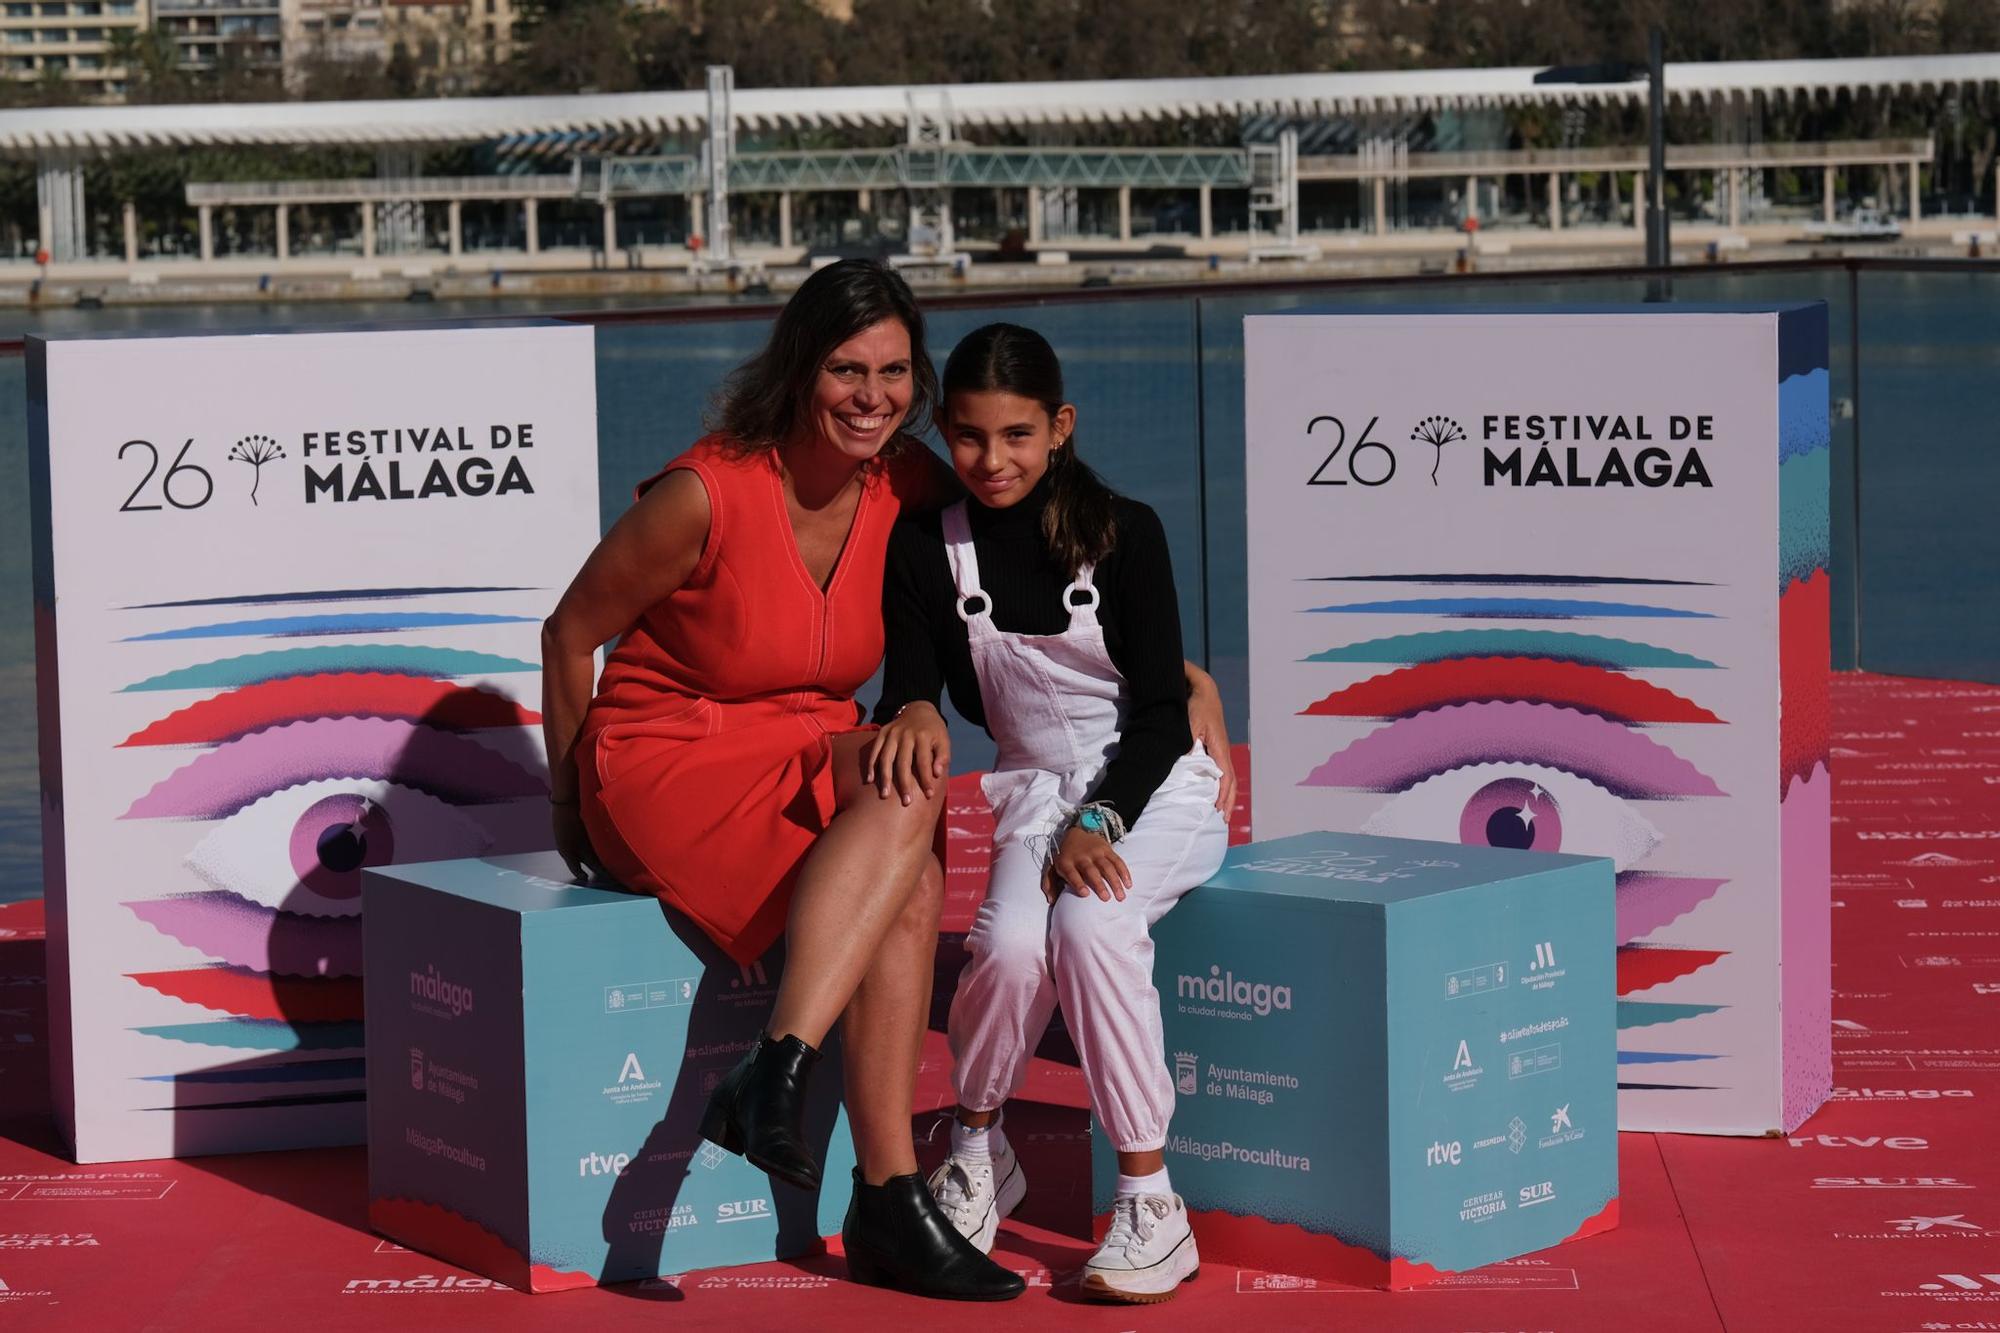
[[1851, 269, 2000, 682], [0, 356, 31, 901]]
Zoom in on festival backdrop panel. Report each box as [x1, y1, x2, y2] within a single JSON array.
[[28, 323, 601, 1163], [1243, 306, 1830, 1136]]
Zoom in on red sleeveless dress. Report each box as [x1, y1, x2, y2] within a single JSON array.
[[578, 435, 942, 964]]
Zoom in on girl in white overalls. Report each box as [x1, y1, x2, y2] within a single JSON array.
[[866, 323, 1228, 1303]]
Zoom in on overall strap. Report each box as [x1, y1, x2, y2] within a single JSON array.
[[1062, 561, 1101, 621], [940, 502, 993, 622]]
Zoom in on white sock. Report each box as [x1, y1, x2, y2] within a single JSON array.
[[1116, 1166, 1171, 1199], [952, 1111, 1004, 1164]]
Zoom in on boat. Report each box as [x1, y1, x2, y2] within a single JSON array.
[[1804, 207, 1903, 241]]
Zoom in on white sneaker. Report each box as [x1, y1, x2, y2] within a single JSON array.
[[925, 1138, 1027, 1254], [1080, 1193, 1199, 1304]]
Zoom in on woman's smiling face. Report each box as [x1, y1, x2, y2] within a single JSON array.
[[807, 318, 914, 462]]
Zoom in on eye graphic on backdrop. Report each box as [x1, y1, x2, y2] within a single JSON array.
[[129, 964, 361, 1023], [126, 891, 363, 977], [1302, 628, 1719, 671], [124, 716, 546, 821], [121, 610, 538, 642], [124, 584, 539, 610], [1358, 761, 1661, 870], [121, 644, 538, 694], [1305, 595, 1713, 620], [1459, 776, 1558, 851], [120, 673, 538, 748], [106, 592, 556, 1107], [1617, 872, 1727, 944], [1301, 656, 1723, 726], [1302, 702, 1725, 799], [186, 779, 493, 918], [1304, 702, 1722, 871]]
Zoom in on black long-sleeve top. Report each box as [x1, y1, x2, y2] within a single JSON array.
[[872, 476, 1192, 827]]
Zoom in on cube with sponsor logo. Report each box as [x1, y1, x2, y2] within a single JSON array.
[[363, 851, 854, 1292], [1094, 831, 1616, 1289]]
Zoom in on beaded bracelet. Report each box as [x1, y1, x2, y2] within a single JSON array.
[[1063, 801, 1127, 844]]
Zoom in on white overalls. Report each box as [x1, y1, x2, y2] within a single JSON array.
[[941, 501, 1229, 1153]]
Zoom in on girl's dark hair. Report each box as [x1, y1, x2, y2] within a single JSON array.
[[941, 322, 1117, 576], [711, 259, 938, 457]]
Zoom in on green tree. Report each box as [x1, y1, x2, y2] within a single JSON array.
[[385, 40, 425, 95], [294, 47, 403, 102], [492, 0, 640, 93], [107, 27, 196, 103], [701, 0, 840, 88], [26, 62, 87, 107], [837, 0, 1339, 87]]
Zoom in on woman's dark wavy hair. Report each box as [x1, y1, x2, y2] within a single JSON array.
[[710, 259, 938, 458], [942, 322, 1117, 577]]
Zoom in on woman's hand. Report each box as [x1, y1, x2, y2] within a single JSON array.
[[552, 801, 601, 882], [1183, 663, 1238, 815], [1043, 826, 1133, 903], [861, 701, 951, 806]]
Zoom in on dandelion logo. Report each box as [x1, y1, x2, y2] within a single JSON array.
[[228, 433, 285, 506], [1410, 415, 1466, 485]]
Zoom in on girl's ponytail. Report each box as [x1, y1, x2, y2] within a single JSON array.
[[1037, 430, 1118, 578], [941, 322, 1118, 577]]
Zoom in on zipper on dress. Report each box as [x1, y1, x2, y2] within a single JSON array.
[[815, 597, 832, 685]]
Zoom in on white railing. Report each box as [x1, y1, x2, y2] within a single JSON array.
[[1303, 137, 1935, 180], [185, 174, 578, 205]]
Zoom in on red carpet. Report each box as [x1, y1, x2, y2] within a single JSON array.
[[2, 671, 1997, 1331]]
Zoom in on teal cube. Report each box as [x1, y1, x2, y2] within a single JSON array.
[[1093, 831, 1617, 1288], [364, 852, 854, 1292]]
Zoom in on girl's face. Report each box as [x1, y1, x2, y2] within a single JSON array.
[[807, 317, 914, 463], [944, 389, 1077, 509]]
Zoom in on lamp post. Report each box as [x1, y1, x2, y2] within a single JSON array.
[[1535, 24, 1670, 293], [1645, 27, 1669, 275]]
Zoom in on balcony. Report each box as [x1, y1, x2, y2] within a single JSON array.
[[154, 0, 278, 12]]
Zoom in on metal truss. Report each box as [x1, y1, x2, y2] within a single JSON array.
[[728, 150, 904, 191], [586, 145, 1251, 197], [944, 147, 1249, 188], [582, 156, 701, 197]]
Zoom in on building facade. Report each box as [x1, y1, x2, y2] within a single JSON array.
[[285, 0, 386, 74], [0, 0, 146, 100], [153, 0, 281, 73], [380, 0, 510, 89]]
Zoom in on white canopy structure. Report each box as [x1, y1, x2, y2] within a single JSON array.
[[0, 52, 1995, 153], [7, 52, 1994, 267]]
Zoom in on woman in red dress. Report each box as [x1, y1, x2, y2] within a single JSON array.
[[539, 261, 1232, 1300]]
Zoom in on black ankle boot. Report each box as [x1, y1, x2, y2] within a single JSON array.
[[840, 1168, 1027, 1301], [698, 1031, 822, 1192]]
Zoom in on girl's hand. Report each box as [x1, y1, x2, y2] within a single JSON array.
[[1184, 664, 1238, 815], [862, 702, 951, 806], [552, 801, 601, 882], [1043, 825, 1133, 903]]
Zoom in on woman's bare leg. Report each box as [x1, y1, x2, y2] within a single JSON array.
[[767, 729, 944, 1050], [842, 852, 943, 1182]]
